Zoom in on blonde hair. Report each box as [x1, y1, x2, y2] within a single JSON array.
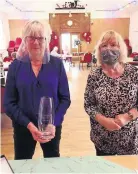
[[17, 20, 52, 57], [94, 30, 127, 65]]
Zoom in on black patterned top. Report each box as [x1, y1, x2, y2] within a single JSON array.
[[84, 63, 138, 155]]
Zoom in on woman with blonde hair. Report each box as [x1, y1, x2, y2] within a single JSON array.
[[4, 20, 71, 159], [84, 30, 138, 155]]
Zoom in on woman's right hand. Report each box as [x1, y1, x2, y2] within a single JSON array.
[[27, 122, 53, 143], [95, 114, 121, 131], [102, 117, 121, 131]]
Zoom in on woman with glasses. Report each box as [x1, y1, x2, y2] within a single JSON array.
[[4, 20, 71, 159], [84, 30, 138, 155]]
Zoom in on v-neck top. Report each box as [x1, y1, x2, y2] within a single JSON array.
[[4, 55, 71, 127]]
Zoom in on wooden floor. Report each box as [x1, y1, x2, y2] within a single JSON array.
[[1, 63, 95, 160]]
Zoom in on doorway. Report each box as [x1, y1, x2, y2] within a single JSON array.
[[61, 33, 80, 54]]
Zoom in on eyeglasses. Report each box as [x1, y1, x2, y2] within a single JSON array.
[[26, 36, 46, 43]]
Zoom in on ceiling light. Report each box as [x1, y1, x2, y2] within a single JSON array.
[[69, 11, 72, 17], [52, 13, 56, 18], [85, 12, 88, 17]]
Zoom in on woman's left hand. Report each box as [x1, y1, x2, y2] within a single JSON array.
[[115, 114, 130, 127]]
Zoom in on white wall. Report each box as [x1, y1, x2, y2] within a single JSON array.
[[0, 12, 10, 51], [129, 11, 138, 52], [7, 11, 49, 20]]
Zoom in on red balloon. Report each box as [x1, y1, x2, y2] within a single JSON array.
[[82, 32, 87, 39], [84, 32, 87, 37], [52, 31, 56, 36], [50, 31, 59, 50], [86, 36, 91, 43], [87, 32, 91, 36]]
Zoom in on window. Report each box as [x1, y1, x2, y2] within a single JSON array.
[[61, 33, 71, 53], [72, 35, 78, 48]]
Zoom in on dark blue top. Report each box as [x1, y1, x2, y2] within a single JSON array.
[[4, 55, 71, 127]]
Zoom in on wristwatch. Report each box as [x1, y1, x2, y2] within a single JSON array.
[[127, 111, 134, 120]]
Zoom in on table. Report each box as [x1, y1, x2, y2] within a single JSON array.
[[128, 61, 138, 66], [8, 155, 137, 173]]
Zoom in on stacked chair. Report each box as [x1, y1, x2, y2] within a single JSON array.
[[7, 37, 22, 56]]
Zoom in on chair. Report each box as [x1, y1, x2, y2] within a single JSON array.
[[7, 41, 15, 56], [124, 39, 132, 56], [3, 56, 13, 62], [15, 37, 22, 51], [92, 54, 98, 67], [130, 52, 138, 58], [79, 52, 92, 69]]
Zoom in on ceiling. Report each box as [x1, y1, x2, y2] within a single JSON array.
[[0, 0, 138, 19]]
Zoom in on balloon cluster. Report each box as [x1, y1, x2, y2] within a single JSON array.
[[82, 32, 91, 44], [49, 31, 59, 51]]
